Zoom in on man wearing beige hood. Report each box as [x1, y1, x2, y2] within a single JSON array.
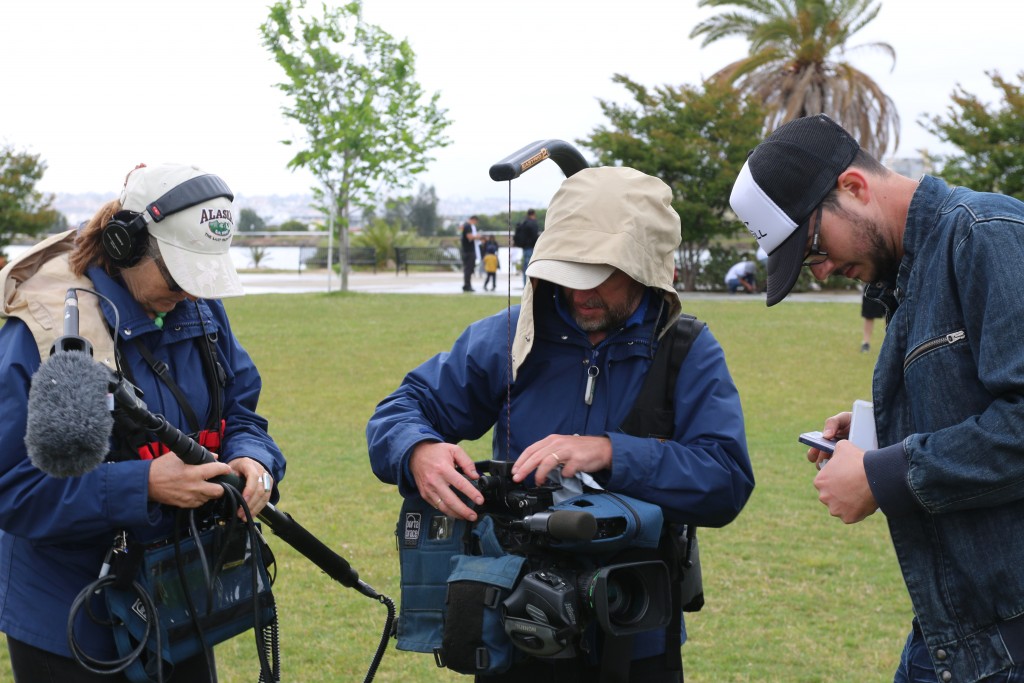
[[368, 166, 753, 681]]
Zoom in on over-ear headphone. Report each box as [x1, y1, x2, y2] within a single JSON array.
[[101, 173, 234, 268]]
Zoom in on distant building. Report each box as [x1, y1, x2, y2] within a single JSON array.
[[885, 153, 932, 179]]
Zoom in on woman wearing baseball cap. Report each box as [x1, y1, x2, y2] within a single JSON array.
[[0, 163, 285, 681]]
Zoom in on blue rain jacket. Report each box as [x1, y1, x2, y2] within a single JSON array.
[[367, 286, 754, 660], [0, 264, 285, 659]]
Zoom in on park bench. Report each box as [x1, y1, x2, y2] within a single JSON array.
[[394, 245, 462, 275]]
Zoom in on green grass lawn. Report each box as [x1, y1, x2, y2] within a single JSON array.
[[1, 292, 911, 682]]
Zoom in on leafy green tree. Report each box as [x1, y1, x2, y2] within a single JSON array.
[[279, 219, 309, 232], [691, 0, 899, 157], [579, 75, 764, 290], [261, 0, 452, 291], [0, 145, 57, 258], [381, 197, 410, 232], [922, 70, 1024, 199], [238, 207, 267, 233], [48, 211, 69, 235], [407, 184, 441, 237]]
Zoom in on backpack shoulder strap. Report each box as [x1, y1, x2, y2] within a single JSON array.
[[618, 314, 705, 439]]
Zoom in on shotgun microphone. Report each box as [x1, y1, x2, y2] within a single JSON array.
[[25, 289, 114, 477], [50, 289, 93, 356], [512, 509, 597, 542], [25, 350, 114, 478]]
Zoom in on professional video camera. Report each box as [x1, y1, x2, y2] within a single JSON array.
[[469, 460, 672, 659]]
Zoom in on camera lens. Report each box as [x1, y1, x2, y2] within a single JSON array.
[[603, 570, 649, 627]]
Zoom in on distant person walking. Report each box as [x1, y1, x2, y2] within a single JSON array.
[[461, 215, 481, 292], [513, 209, 540, 286]]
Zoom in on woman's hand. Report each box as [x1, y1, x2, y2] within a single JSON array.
[[148, 454, 233, 508]]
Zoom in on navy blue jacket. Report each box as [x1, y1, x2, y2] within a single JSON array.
[[0, 265, 285, 659], [367, 287, 754, 658]]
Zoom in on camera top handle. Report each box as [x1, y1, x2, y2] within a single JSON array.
[[488, 139, 588, 182]]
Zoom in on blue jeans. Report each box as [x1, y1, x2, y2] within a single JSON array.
[[895, 621, 1024, 683], [521, 248, 534, 286]]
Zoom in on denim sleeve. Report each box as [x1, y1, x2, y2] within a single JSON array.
[[0, 319, 154, 542]]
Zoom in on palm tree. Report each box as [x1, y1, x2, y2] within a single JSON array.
[[690, 0, 899, 157]]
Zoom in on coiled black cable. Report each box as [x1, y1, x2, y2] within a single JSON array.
[[67, 574, 165, 681], [362, 593, 396, 683]]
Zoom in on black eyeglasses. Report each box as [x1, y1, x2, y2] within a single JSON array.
[[153, 253, 183, 292], [802, 206, 828, 267]]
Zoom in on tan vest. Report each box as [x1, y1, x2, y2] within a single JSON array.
[[0, 230, 118, 369]]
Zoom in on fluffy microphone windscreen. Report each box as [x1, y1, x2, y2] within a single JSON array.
[[26, 351, 114, 478]]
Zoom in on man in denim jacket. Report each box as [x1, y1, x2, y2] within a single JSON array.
[[730, 113, 1024, 683]]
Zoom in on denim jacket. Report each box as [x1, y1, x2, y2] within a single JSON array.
[[864, 176, 1024, 683]]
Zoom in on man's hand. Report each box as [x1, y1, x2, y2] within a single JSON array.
[[814, 440, 878, 523], [409, 442, 483, 521], [512, 434, 612, 486], [806, 411, 851, 468]]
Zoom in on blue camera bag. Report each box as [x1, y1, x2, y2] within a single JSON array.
[[395, 494, 466, 653], [396, 498, 524, 674], [548, 491, 664, 554]]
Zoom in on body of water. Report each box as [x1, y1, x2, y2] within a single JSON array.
[[5, 243, 522, 274]]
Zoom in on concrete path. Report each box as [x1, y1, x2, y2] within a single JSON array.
[[236, 269, 862, 303], [237, 270, 523, 296]]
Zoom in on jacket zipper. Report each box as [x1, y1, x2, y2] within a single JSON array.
[[904, 329, 966, 372]]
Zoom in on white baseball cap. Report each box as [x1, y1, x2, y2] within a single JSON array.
[[120, 163, 244, 298]]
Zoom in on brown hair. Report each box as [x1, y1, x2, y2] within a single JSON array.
[[68, 199, 123, 276]]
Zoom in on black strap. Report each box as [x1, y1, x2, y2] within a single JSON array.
[[615, 313, 705, 673], [130, 316, 225, 437], [134, 339, 202, 434], [194, 315, 225, 433], [618, 314, 705, 438], [600, 633, 633, 683]]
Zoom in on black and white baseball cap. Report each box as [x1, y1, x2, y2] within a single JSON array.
[[729, 114, 859, 306]]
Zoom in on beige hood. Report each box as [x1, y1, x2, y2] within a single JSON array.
[[512, 166, 682, 378]]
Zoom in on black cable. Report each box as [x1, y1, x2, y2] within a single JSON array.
[[67, 575, 163, 682], [69, 287, 122, 375], [362, 593, 396, 683], [174, 509, 217, 683], [224, 483, 280, 683]]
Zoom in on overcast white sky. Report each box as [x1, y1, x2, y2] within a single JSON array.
[[1, 0, 1020, 209]]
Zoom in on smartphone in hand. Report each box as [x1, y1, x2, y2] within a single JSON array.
[[799, 431, 837, 454]]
